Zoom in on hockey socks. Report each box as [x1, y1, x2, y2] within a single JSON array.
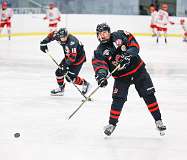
[[143, 94, 161, 121]]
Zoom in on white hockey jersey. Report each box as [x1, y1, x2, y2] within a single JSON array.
[[181, 21, 187, 32], [156, 9, 169, 28], [44, 7, 61, 24], [151, 10, 158, 24], [0, 8, 13, 21]]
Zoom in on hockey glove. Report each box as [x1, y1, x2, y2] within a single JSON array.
[[40, 41, 48, 53], [61, 66, 69, 75], [57, 66, 69, 76], [59, 61, 70, 75], [96, 72, 108, 88]]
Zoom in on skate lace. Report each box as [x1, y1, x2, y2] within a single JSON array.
[[53, 87, 64, 93], [105, 124, 115, 132]]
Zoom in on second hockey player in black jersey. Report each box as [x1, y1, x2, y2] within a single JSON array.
[[92, 23, 166, 136], [40, 28, 90, 96]]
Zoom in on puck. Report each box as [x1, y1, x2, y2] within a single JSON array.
[[81, 98, 92, 102], [14, 133, 20, 138]]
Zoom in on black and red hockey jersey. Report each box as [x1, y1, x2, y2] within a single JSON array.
[[92, 30, 145, 78], [41, 32, 86, 66]]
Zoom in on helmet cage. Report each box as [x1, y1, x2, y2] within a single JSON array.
[[55, 28, 68, 40], [96, 23, 111, 43], [96, 23, 111, 36]]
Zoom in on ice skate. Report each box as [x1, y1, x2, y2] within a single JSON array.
[[51, 86, 65, 96], [183, 39, 187, 42], [82, 80, 90, 95], [104, 124, 116, 136], [164, 37, 167, 43], [156, 37, 159, 43], [155, 120, 166, 136]]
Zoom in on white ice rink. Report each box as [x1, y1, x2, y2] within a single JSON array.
[[0, 35, 187, 160]]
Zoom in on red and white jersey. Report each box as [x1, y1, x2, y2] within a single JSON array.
[[156, 9, 169, 28], [181, 21, 187, 32], [151, 10, 158, 24], [0, 8, 13, 21], [44, 7, 61, 24]]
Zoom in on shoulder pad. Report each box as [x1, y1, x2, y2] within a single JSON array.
[[117, 30, 124, 34], [117, 30, 131, 36]]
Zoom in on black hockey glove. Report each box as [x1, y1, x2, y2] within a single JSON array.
[[57, 66, 69, 76], [59, 61, 70, 75], [96, 72, 108, 88], [40, 41, 48, 53], [62, 66, 69, 75]]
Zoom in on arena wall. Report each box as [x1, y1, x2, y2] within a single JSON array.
[[0, 14, 184, 37]]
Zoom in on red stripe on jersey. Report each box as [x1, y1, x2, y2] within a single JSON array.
[[70, 52, 77, 56], [95, 66, 109, 72], [92, 59, 107, 65], [68, 56, 75, 63], [128, 42, 139, 48], [128, 35, 133, 41], [73, 55, 86, 65]]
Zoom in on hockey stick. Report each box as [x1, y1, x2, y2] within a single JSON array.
[[68, 63, 122, 120], [46, 52, 91, 100]]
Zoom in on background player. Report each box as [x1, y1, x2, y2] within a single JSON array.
[[40, 28, 90, 96], [43, 2, 61, 32], [149, 4, 158, 37], [156, 3, 175, 43], [180, 19, 187, 42], [0, 1, 13, 40], [92, 23, 166, 136]]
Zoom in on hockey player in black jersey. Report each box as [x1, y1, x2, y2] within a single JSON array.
[[40, 28, 90, 96], [92, 23, 166, 136]]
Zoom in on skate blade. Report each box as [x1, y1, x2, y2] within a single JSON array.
[[50, 93, 64, 96]]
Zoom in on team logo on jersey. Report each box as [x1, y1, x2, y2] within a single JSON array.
[[103, 49, 110, 56], [112, 60, 118, 66], [124, 31, 130, 35], [115, 39, 122, 46], [70, 41, 75, 46], [112, 54, 125, 66], [71, 47, 77, 53], [115, 54, 124, 62], [113, 88, 118, 94], [121, 45, 127, 51]]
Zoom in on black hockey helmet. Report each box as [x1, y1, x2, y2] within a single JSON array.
[[55, 28, 68, 40], [96, 23, 111, 43], [96, 23, 111, 35]]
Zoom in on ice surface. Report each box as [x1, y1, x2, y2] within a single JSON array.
[[0, 35, 187, 160]]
